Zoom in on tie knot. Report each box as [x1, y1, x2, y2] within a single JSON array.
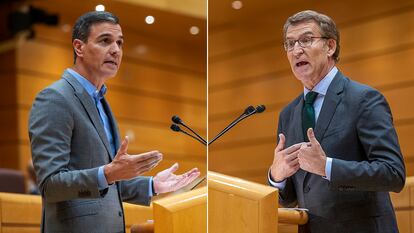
[[305, 91, 318, 104]]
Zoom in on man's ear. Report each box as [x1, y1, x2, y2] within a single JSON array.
[[326, 38, 336, 58], [73, 39, 85, 59]]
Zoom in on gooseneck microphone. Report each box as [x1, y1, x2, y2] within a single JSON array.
[[170, 124, 206, 145], [208, 105, 266, 145], [172, 115, 207, 144]]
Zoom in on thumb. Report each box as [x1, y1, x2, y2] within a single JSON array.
[[117, 136, 129, 156], [307, 128, 319, 146], [275, 134, 286, 152], [168, 163, 179, 173]]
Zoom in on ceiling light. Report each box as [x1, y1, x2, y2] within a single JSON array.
[[231, 1, 243, 10], [190, 26, 199, 35], [145, 15, 155, 24], [134, 45, 148, 55], [61, 24, 71, 33], [95, 4, 105, 12]]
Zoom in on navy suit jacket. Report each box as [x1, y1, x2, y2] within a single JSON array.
[[277, 71, 405, 233]]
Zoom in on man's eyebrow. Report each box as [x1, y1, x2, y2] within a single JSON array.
[[286, 31, 314, 39], [96, 33, 124, 40]]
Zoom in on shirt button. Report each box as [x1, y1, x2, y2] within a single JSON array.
[[304, 186, 311, 193], [118, 211, 122, 217]]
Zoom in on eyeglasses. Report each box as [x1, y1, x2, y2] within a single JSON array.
[[283, 36, 328, 51]]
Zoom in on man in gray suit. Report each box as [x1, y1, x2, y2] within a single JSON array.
[[29, 11, 200, 233], [268, 10, 405, 233]]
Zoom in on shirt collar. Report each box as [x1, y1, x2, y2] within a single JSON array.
[[304, 66, 338, 98], [67, 68, 107, 103]]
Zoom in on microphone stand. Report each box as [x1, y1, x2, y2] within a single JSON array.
[[208, 105, 265, 145]]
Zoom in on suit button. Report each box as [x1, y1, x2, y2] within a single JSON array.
[[118, 211, 122, 217], [304, 186, 311, 193]]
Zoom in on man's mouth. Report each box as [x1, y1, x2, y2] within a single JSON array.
[[296, 61, 309, 67], [104, 61, 118, 66]]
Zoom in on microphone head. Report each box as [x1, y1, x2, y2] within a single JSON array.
[[170, 124, 181, 132], [256, 105, 266, 113], [244, 105, 256, 115], [172, 115, 182, 124]]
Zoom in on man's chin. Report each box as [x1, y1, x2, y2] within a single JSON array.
[[102, 70, 119, 79]]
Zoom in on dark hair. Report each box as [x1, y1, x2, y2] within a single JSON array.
[[283, 10, 340, 62], [72, 11, 119, 63]]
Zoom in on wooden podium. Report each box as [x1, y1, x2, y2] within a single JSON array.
[[208, 171, 279, 233], [152, 186, 207, 233]]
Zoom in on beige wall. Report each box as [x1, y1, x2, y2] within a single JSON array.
[[209, 1, 414, 184]]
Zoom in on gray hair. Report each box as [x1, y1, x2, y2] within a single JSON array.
[[283, 10, 340, 62]]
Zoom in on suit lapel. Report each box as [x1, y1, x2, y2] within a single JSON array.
[[314, 72, 345, 142], [102, 98, 120, 153], [291, 97, 307, 182], [292, 97, 305, 143], [62, 71, 113, 157]]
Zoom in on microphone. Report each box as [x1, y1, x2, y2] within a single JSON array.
[[170, 124, 206, 145], [255, 105, 266, 113], [172, 115, 207, 144], [208, 104, 266, 145]]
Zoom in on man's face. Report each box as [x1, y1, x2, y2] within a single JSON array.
[[76, 22, 123, 79], [285, 21, 334, 87]]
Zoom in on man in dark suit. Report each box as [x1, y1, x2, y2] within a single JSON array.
[[29, 11, 200, 233], [268, 10, 405, 233]]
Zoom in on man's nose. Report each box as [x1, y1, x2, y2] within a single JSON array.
[[110, 42, 121, 55], [292, 43, 304, 57]]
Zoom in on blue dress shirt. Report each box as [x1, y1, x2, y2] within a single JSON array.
[[269, 66, 338, 189], [67, 68, 153, 195]]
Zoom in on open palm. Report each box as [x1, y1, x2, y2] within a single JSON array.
[[153, 163, 200, 194]]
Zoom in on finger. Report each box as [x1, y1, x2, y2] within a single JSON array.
[[307, 128, 320, 146], [184, 172, 200, 184], [137, 159, 161, 174], [286, 152, 299, 163], [132, 151, 163, 162], [182, 167, 199, 176], [117, 136, 129, 155], [168, 163, 179, 173], [288, 157, 299, 166], [275, 134, 286, 152], [136, 154, 163, 169], [284, 143, 302, 154], [174, 172, 200, 190]]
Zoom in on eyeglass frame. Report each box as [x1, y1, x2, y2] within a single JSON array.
[[283, 36, 329, 51]]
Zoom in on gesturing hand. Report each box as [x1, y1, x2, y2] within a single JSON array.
[[298, 128, 327, 176], [153, 163, 200, 194], [270, 134, 302, 182], [104, 136, 163, 184]]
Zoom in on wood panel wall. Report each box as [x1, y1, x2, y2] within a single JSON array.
[[209, 0, 414, 184], [0, 7, 206, 182]]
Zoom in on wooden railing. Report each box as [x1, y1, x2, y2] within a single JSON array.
[[0, 192, 152, 233]]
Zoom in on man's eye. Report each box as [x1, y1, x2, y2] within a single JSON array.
[[300, 37, 312, 43], [287, 40, 295, 47]]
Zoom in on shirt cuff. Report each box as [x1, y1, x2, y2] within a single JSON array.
[[149, 177, 154, 197], [268, 169, 286, 190], [98, 166, 109, 190], [323, 157, 333, 181]]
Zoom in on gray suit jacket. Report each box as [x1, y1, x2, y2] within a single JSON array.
[[29, 70, 152, 233], [276, 71, 405, 233]]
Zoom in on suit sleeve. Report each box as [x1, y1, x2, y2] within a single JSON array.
[[330, 89, 405, 192], [29, 88, 102, 202], [119, 176, 152, 206], [274, 114, 298, 207]]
